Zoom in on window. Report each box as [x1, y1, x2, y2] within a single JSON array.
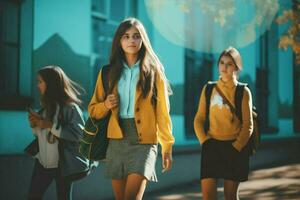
[[184, 49, 213, 137], [293, 57, 300, 132], [91, 0, 107, 15], [0, 1, 20, 97], [256, 32, 280, 133], [91, 0, 135, 85], [0, 1, 31, 110], [91, 18, 117, 84], [110, 0, 125, 22]]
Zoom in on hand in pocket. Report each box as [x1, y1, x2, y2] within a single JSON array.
[[229, 144, 240, 158]]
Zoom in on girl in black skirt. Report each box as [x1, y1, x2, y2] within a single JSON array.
[[194, 46, 253, 200]]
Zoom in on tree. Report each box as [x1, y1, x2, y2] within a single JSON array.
[[277, 0, 300, 64]]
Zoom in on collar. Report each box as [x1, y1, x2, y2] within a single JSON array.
[[123, 60, 140, 70], [218, 76, 238, 89]]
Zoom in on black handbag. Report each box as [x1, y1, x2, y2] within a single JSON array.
[[24, 138, 39, 156], [79, 65, 110, 161], [79, 115, 110, 161]]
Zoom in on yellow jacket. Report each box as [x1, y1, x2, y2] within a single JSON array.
[[88, 69, 175, 154], [194, 78, 253, 152]]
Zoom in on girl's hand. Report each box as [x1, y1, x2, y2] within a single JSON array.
[[34, 118, 53, 129], [104, 94, 119, 109], [29, 112, 52, 129], [28, 116, 36, 128], [28, 111, 42, 128], [162, 153, 173, 173]]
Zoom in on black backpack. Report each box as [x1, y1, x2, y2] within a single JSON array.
[[79, 65, 110, 161], [204, 82, 260, 156]]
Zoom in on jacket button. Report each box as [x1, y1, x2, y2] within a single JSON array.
[[137, 119, 141, 124], [139, 138, 142, 142], [136, 107, 140, 112]]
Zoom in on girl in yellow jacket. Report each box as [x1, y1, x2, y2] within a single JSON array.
[[194, 47, 253, 200], [88, 18, 174, 200]]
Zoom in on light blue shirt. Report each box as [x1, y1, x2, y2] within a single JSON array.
[[118, 61, 140, 118]]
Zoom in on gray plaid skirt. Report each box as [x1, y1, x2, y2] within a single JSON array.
[[105, 118, 158, 182]]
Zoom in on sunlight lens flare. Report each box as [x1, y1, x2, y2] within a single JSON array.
[[145, 0, 279, 53]]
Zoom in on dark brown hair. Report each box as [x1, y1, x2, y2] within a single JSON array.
[[217, 46, 243, 71], [108, 17, 172, 98], [38, 66, 84, 121]]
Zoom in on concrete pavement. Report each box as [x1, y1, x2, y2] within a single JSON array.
[[144, 163, 300, 200], [1, 137, 300, 199]]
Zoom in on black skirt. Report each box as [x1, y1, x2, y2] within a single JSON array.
[[200, 138, 249, 182]]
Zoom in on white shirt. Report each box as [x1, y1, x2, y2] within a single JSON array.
[[32, 105, 62, 169]]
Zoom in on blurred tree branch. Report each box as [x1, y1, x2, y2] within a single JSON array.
[[277, 0, 300, 64]]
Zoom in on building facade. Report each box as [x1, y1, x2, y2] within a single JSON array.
[[0, 0, 298, 154]]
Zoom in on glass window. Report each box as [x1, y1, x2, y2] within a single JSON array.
[[110, 0, 125, 22], [91, 0, 134, 87], [256, 33, 274, 133], [91, 18, 117, 83], [0, 1, 20, 97], [184, 49, 213, 137], [92, 19, 116, 53], [91, 0, 107, 14], [295, 61, 300, 132]]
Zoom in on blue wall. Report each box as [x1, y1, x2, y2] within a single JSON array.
[[0, 0, 297, 154], [34, 0, 91, 56], [0, 112, 34, 154]]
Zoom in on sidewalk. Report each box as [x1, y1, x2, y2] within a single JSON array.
[[144, 162, 300, 200], [1, 137, 299, 199]]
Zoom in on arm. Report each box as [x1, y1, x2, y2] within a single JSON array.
[[194, 85, 210, 144], [155, 73, 175, 155], [51, 104, 85, 142], [88, 69, 110, 119], [28, 111, 42, 136], [232, 87, 254, 151]]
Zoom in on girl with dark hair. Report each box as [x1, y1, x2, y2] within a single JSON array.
[[27, 66, 89, 200], [194, 47, 253, 200], [88, 18, 174, 200]]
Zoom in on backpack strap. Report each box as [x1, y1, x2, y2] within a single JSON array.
[[101, 64, 110, 96], [204, 82, 216, 133], [235, 83, 247, 123]]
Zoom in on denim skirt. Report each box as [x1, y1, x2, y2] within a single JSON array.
[[201, 138, 249, 182], [105, 118, 158, 182]]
